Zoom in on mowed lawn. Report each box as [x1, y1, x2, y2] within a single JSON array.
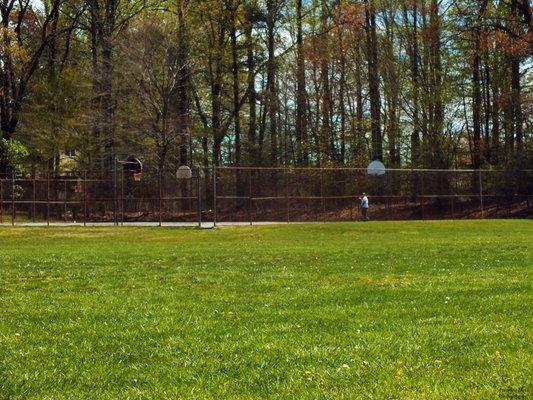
[[0, 221, 531, 399]]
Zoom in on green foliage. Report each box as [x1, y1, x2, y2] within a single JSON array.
[[0, 138, 30, 172], [2, 0, 531, 171], [0, 221, 531, 398]]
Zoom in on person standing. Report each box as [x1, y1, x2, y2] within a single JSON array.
[[359, 193, 369, 221]]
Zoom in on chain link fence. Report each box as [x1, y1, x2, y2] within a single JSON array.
[[213, 167, 532, 223], [0, 167, 202, 225], [0, 167, 531, 225]]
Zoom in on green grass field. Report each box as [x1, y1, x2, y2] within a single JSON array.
[[0, 221, 531, 399]]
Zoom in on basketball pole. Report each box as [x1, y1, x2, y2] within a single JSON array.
[[11, 172, 15, 226], [113, 155, 118, 226], [212, 165, 217, 227]]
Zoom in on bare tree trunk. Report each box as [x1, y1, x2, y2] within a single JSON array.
[[88, 0, 101, 169], [354, 41, 364, 160], [503, 60, 514, 158], [511, 56, 523, 154], [258, 75, 267, 163], [266, 0, 278, 166], [229, 0, 245, 200], [212, 70, 223, 167], [384, 10, 400, 167], [210, 21, 225, 167], [245, 9, 257, 165], [365, 0, 382, 161], [405, 0, 420, 167], [491, 55, 500, 164], [510, 0, 529, 156], [202, 134, 209, 203], [483, 56, 491, 162], [339, 35, 346, 165], [472, 26, 482, 169], [230, 3, 241, 167], [48, 4, 60, 173], [101, 0, 118, 159], [320, 0, 335, 162], [429, 0, 444, 167], [295, 0, 307, 165], [311, 47, 322, 166], [176, 0, 190, 167], [472, 0, 488, 170]]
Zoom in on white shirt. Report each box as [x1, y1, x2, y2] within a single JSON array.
[[361, 196, 369, 208]]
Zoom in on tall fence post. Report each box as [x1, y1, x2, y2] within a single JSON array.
[[0, 178, 3, 224], [63, 179, 68, 223], [120, 168, 124, 226], [320, 169, 325, 223], [32, 176, 36, 223], [479, 169, 484, 218], [285, 167, 290, 223], [353, 169, 358, 221], [113, 156, 118, 226], [420, 171, 425, 220], [11, 172, 15, 226], [83, 171, 87, 227], [213, 165, 217, 227], [451, 171, 456, 219], [386, 172, 391, 220], [248, 169, 252, 226], [46, 171, 50, 226], [196, 167, 202, 228], [158, 170, 163, 227]]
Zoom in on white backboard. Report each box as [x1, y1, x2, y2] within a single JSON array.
[[367, 160, 386, 176]]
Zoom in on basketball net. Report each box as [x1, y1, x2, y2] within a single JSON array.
[[133, 171, 143, 182]]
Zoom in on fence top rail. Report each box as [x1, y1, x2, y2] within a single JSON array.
[[0, 167, 531, 179], [0, 178, 113, 183], [214, 166, 532, 173]]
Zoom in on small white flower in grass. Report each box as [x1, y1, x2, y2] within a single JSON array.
[[337, 363, 350, 372], [445, 296, 450, 304]]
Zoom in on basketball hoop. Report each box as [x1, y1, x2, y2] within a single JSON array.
[[120, 156, 143, 182]]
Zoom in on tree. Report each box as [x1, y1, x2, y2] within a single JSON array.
[[1, 0, 531, 176], [295, 0, 307, 164], [85, 0, 147, 166], [364, 0, 382, 161], [0, 0, 81, 171], [121, 16, 189, 176]]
